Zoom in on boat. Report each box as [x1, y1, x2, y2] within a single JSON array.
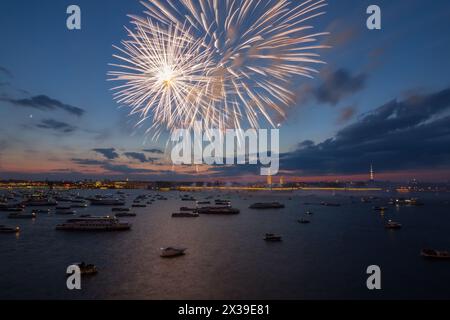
[[249, 202, 285, 209], [264, 234, 282, 241], [373, 206, 388, 211], [8, 212, 36, 219], [131, 204, 146, 208], [304, 211, 313, 215], [72, 262, 98, 275], [56, 217, 131, 231], [90, 199, 125, 206], [197, 206, 240, 215], [421, 249, 450, 260], [112, 208, 130, 212], [71, 203, 88, 208], [298, 219, 311, 224], [180, 207, 197, 212], [181, 197, 196, 201], [160, 247, 186, 258], [55, 210, 77, 215], [32, 209, 50, 214], [385, 220, 402, 229], [115, 212, 137, 217], [1, 207, 25, 212], [321, 202, 341, 207], [197, 201, 211, 205], [172, 212, 200, 218], [23, 198, 58, 206], [0, 225, 20, 233]]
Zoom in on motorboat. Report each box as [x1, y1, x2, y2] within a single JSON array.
[[421, 249, 450, 260], [249, 202, 285, 209], [264, 234, 282, 242], [0, 225, 20, 233], [56, 217, 131, 231], [304, 211, 313, 215], [160, 247, 187, 258], [298, 219, 311, 224], [373, 206, 388, 212], [385, 220, 402, 229], [172, 212, 200, 218]]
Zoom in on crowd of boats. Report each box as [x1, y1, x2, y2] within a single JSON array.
[[1, 190, 449, 261]]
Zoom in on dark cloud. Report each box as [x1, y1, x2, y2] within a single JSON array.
[[36, 119, 77, 133], [71, 158, 158, 174], [143, 148, 164, 154], [124, 152, 151, 163], [72, 158, 105, 166], [1, 95, 85, 116], [281, 87, 450, 175], [92, 148, 119, 160], [315, 69, 366, 105]]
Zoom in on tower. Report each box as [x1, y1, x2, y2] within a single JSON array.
[[370, 164, 374, 182]]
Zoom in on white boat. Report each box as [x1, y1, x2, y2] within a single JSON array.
[[160, 247, 187, 258], [56, 217, 131, 231]]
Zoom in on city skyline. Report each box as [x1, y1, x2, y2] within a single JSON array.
[[1, 0, 450, 182]]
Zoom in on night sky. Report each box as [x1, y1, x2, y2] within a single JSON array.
[[1, 0, 450, 182]]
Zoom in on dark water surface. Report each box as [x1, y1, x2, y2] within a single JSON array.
[[1, 190, 450, 300]]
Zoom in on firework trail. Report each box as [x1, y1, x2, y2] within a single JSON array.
[[110, 0, 329, 135]]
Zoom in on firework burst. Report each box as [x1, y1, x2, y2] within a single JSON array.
[[111, 0, 329, 135]]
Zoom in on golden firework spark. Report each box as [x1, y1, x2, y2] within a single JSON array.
[[111, 0, 329, 135]]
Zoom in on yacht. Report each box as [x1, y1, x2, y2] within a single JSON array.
[[249, 202, 285, 209], [160, 247, 187, 258], [56, 217, 131, 231]]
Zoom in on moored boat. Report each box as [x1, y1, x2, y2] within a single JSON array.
[[172, 212, 200, 218], [197, 206, 240, 215], [56, 217, 131, 231], [160, 247, 186, 258], [0, 225, 20, 233], [264, 233, 282, 241], [421, 249, 450, 259], [249, 202, 285, 209]]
